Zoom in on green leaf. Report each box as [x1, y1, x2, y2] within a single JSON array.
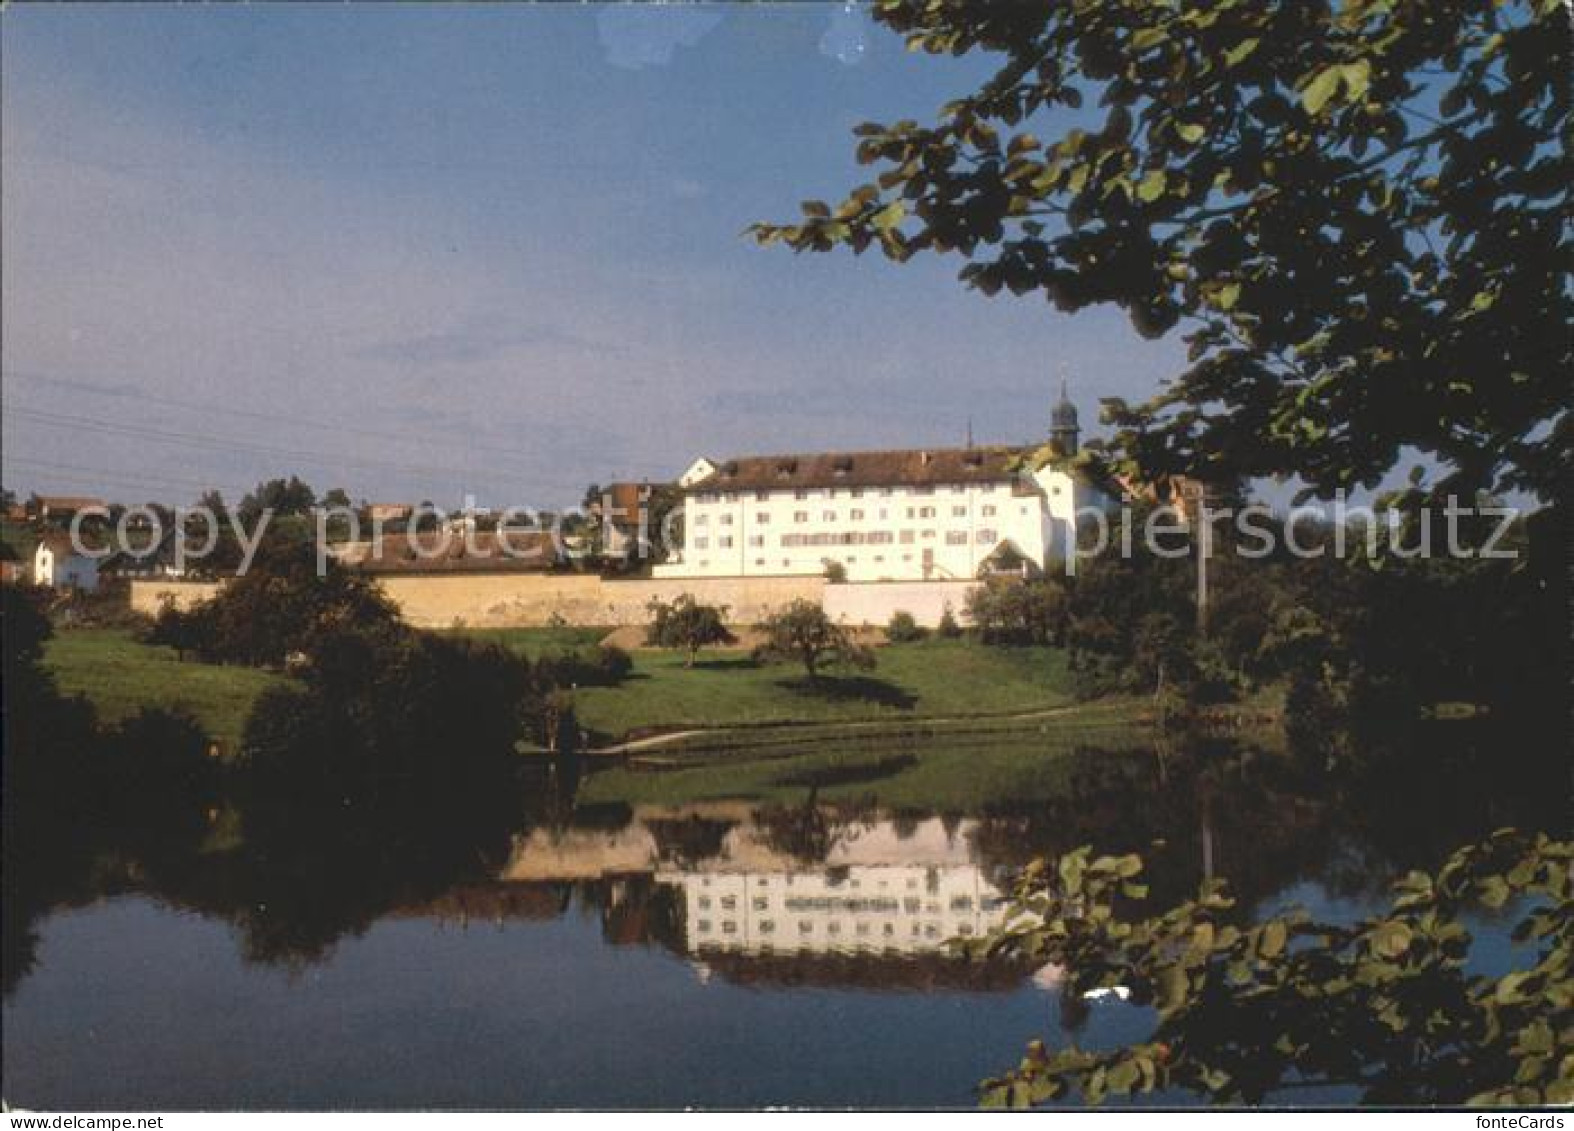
[[1371, 921, 1413, 958], [871, 201, 906, 231], [1224, 38, 1260, 68], [1301, 66, 1343, 115], [1132, 27, 1167, 52], [1137, 169, 1168, 203], [1176, 121, 1206, 144], [1340, 60, 1372, 103], [1214, 282, 1242, 311], [1259, 920, 1287, 958]]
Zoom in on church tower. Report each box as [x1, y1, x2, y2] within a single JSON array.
[[1049, 378, 1080, 456]]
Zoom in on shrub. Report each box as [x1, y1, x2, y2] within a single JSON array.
[[885, 610, 926, 644], [966, 576, 1068, 645], [756, 599, 874, 679], [936, 607, 963, 639], [645, 594, 735, 666], [535, 644, 632, 688]]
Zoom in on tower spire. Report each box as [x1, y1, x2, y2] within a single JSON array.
[[1050, 368, 1080, 455]]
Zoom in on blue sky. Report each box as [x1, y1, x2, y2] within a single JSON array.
[[2, 3, 1184, 509]]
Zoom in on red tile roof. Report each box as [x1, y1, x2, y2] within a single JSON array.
[[333, 530, 563, 574], [685, 447, 1025, 493]]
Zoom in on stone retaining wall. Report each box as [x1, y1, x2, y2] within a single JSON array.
[[131, 573, 978, 629]]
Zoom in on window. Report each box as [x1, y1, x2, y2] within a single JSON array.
[[946, 531, 968, 545], [748, 534, 764, 547], [905, 507, 915, 520], [697, 920, 712, 933], [982, 504, 996, 517], [722, 921, 737, 934], [822, 510, 837, 522], [952, 485, 966, 494], [851, 488, 864, 498], [977, 528, 997, 543], [794, 511, 809, 523], [952, 505, 967, 517], [919, 506, 936, 519], [899, 530, 915, 544], [799, 921, 813, 934], [698, 896, 711, 910], [695, 514, 709, 526], [922, 529, 936, 540], [694, 536, 709, 549], [718, 536, 733, 548], [719, 513, 733, 526], [794, 489, 809, 500], [850, 508, 864, 520], [756, 512, 770, 524], [760, 920, 775, 934], [880, 487, 894, 497], [755, 490, 770, 501], [878, 508, 889, 520], [753, 897, 769, 911], [721, 896, 736, 910], [755, 558, 766, 567], [914, 486, 935, 496], [722, 492, 737, 502]]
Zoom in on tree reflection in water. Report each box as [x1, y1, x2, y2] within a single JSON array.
[[4, 706, 1564, 999]]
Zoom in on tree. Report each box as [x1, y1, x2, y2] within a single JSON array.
[[966, 830, 1573, 1107], [645, 594, 736, 667], [966, 576, 1069, 644], [755, 599, 875, 680], [752, 1, 1569, 502], [238, 476, 316, 523], [144, 536, 403, 668]]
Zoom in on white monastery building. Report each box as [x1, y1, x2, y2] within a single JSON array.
[[655, 387, 1111, 583]]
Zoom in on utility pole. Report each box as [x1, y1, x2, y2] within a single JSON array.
[[1192, 480, 1211, 635]]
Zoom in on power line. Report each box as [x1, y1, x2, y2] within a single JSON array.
[[6, 370, 681, 480], [8, 405, 591, 495]]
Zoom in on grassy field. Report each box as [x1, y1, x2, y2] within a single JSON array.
[[575, 700, 1151, 811], [564, 637, 1080, 742], [43, 628, 290, 750], [446, 625, 610, 658]]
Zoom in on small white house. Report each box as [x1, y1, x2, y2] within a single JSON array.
[[33, 534, 101, 592]]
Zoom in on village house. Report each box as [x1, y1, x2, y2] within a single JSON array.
[[588, 482, 654, 561], [33, 532, 101, 592], [655, 388, 1112, 583], [99, 528, 188, 582], [364, 502, 414, 525], [331, 529, 565, 574], [29, 495, 108, 523]]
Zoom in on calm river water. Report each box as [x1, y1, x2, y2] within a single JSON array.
[[3, 725, 1562, 1108]]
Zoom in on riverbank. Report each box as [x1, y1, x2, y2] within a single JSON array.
[[41, 628, 293, 751]]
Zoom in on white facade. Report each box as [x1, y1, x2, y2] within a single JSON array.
[[655, 460, 1107, 583], [661, 861, 1010, 957], [33, 540, 100, 591]]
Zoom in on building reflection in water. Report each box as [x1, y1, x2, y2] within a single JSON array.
[[490, 807, 1053, 992]]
